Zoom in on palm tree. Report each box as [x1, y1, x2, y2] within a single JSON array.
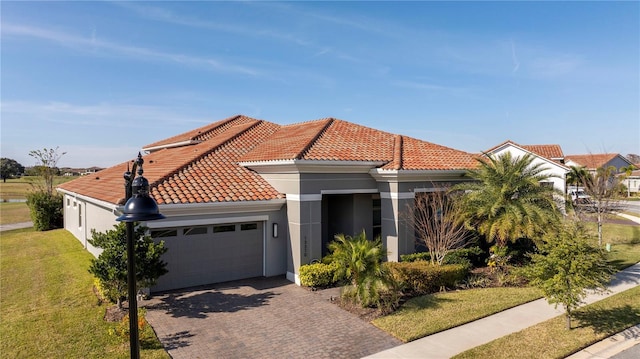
[[566, 165, 590, 202], [325, 230, 395, 309], [454, 152, 562, 249], [619, 165, 636, 198]]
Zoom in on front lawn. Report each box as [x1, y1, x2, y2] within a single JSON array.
[[372, 286, 542, 342], [453, 285, 640, 359], [0, 228, 169, 358], [587, 221, 640, 270], [0, 202, 30, 224], [372, 218, 639, 344], [0, 176, 74, 201]]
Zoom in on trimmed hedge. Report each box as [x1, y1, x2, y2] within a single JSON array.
[[299, 262, 341, 288], [26, 190, 63, 231], [400, 252, 431, 263], [400, 246, 487, 268], [386, 261, 469, 295]]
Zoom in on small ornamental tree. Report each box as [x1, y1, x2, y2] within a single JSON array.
[[583, 166, 624, 246], [25, 147, 66, 230], [88, 223, 168, 309], [407, 189, 470, 265], [28, 147, 66, 195], [523, 221, 613, 329]]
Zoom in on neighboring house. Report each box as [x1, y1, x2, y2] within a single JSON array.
[[81, 167, 103, 176], [622, 169, 640, 195], [58, 115, 478, 292], [483, 140, 569, 198], [565, 153, 634, 175]]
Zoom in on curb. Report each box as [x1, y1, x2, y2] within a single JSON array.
[[566, 324, 640, 359]]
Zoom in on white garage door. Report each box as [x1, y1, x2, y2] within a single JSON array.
[[151, 222, 263, 292]]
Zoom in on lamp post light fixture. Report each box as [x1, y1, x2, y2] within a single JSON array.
[[116, 153, 165, 359]]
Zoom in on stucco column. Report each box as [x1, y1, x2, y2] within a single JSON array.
[[380, 191, 415, 262], [285, 194, 322, 284]]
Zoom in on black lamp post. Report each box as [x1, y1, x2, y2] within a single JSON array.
[[116, 153, 165, 359]]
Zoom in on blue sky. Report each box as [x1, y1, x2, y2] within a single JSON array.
[[2, 1, 638, 168]]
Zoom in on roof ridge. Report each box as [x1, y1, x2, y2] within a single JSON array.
[[393, 135, 403, 170], [149, 119, 263, 187], [296, 118, 334, 159], [190, 115, 242, 141]]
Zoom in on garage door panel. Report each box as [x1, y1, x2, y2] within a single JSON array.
[[152, 222, 263, 292]]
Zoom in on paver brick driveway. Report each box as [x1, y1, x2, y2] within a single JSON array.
[[143, 276, 401, 358]]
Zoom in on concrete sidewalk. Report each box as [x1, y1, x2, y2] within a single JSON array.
[[616, 213, 640, 225], [364, 262, 640, 359], [0, 221, 33, 232]]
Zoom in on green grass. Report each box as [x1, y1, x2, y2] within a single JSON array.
[[0, 176, 74, 200], [372, 218, 640, 344], [372, 287, 543, 342], [0, 202, 31, 224], [584, 220, 640, 270], [0, 228, 169, 358], [453, 286, 640, 359]]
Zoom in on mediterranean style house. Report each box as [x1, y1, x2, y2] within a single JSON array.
[[58, 115, 479, 292], [565, 153, 634, 174], [484, 140, 569, 197]]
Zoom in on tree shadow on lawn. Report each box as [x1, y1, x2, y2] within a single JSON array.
[[573, 305, 640, 337], [402, 293, 457, 311]]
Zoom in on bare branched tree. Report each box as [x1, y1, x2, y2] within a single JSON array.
[[582, 165, 625, 246], [406, 189, 470, 265], [28, 147, 66, 195]]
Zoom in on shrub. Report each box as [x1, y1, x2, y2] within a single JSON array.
[[387, 261, 468, 295], [88, 223, 168, 309], [325, 230, 397, 310], [401, 246, 487, 269], [299, 262, 341, 288], [400, 252, 431, 262], [26, 190, 63, 231], [445, 246, 487, 267]]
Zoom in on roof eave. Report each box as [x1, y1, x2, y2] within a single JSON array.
[[370, 168, 470, 182], [239, 159, 387, 174], [57, 188, 120, 211], [147, 198, 286, 219]]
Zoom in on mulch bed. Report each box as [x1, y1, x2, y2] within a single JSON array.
[[104, 305, 127, 322]]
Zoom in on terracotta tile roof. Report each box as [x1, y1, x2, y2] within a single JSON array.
[[142, 115, 256, 150], [239, 119, 333, 161], [565, 153, 620, 169], [59, 115, 479, 205], [152, 120, 283, 204], [302, 119, 394, 161], [486, 140, 564, 162], [59, 116, 283, 205], [386, 135, 479, 170], [241, 118, 477, 170], [521, 144, 564, 160]]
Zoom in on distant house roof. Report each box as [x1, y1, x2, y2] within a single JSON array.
[[485, 140, 566, 165], [58, 115, 478, 205], [564, 153, 633, 170]]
